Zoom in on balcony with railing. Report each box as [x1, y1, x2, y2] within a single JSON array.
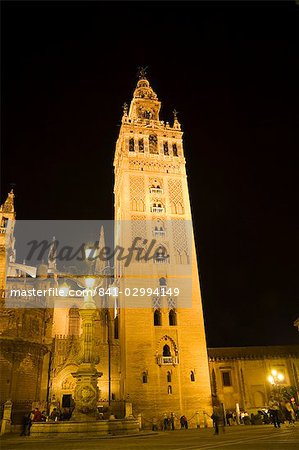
[[156, 355, 179, 366], [150, 187, 163, 194], [153, 229, 166, 237], [151, 207, 164, 213]]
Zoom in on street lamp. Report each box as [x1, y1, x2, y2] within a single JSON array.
[[268, 369, 284, 385], [69, 244, 105, 419], [268, 369, 285, 401]]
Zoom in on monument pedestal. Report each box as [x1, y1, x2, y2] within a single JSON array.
[[71, 363, 102, 419]]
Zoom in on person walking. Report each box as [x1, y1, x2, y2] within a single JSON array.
[[269, 398, 281, 428]]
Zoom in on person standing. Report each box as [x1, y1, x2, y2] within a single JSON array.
[[284, 401, 296, 426], [20, 411, 32, 436], [211, 407, 225, 435], [163, 414, 169, 431], [180, 415, 188, 429], [211, 408, 221, 435], [226, 411, 233, 426], [170, 412, 175, 430]]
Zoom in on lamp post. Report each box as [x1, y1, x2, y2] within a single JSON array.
[[70, 244, 105, 420], [71, 275, 102, 420], [268, 369, 284, 401]]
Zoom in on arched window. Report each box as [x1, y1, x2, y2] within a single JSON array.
[[169, 309, 177, 326], [142, 372, 148, 383], [163, 142, 169, 155], [129, 138, 135, 152], [154, 309, 162, 326], [168, 385, 172, 394], [190, 371, 195, 382], [163, 344, 171, 357], [138, 139, 144, 152], [149, 135, 158, 154], [159, 277, 167, 286], [1, 217, 8, 229], [167, 371, 172, 383], [114, 315, 119, 340], [151, 202, 164, 213], [181, 251, 189, 265], [150, 180, 163, 194], [138, 199, 145, 212], [177, 202, 184, 214], [154, 245, 168, 264], [172, 143, 178, 156], [153, 219, 165, 236], [131, 198, 138, 211], [68, 307, 80, 336]]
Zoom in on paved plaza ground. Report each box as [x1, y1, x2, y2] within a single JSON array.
[[1, 425, 298, 450]]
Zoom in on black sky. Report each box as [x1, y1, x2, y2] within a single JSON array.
[[1, 2, 298, 347]]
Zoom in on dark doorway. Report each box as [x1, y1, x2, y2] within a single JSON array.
[[62, 394, 72, 408]]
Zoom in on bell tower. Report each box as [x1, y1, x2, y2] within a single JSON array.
[[114, 70, 212, 426]]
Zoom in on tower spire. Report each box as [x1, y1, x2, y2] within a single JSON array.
[[0, 190, 15, 213], [126, 70, 160, 121]]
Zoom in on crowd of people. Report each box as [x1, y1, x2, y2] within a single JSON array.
[[209, 398, 298, 434], [20, 406, 74, 436], [20, 398, 298, 436]]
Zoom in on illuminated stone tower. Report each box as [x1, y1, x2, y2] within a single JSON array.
[[114, 71, 212, 426]]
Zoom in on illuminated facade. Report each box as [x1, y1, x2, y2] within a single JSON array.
[[0, 75, 298, 430], [209, 345, 299, 412]]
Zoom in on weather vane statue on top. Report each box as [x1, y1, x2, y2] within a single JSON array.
[[137, 66, 148, 79]]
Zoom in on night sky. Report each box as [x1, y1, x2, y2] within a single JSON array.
[[2, 2, 298, 347]]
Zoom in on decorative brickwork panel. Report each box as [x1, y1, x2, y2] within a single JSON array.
[[129, 160, 180, 174], [129, 176, 145, 212], [168, 179, 184, 214], [152, 297, 162, 309], [172, 219, 189, 263], [167, 297, 177, 309], [131, 215, 147, 258]]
